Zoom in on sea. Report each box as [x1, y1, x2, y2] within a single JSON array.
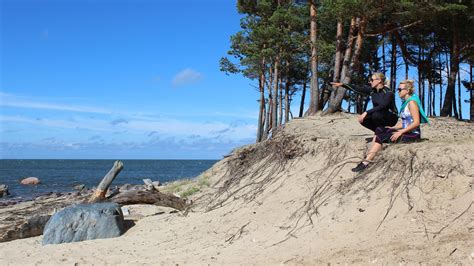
[[0, 159, 218, 201]]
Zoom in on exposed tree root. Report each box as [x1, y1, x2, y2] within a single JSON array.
[[287, 144, 466, 237], [205, 131, 307, 212]]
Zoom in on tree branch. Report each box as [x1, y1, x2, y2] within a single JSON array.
[[365, 20, 422, 37]]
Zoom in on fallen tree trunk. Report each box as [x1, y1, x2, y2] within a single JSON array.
[[110, 189, 188, 211]]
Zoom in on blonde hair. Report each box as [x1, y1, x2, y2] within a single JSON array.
[[372, 72, 390, 87], [400, 79, 416, 95]]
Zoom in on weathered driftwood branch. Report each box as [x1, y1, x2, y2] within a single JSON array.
[[89, 160, 123, 203], [109, 190, 188, 211]]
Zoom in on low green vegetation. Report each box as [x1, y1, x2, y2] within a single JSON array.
[[162, 174, 211, 198]]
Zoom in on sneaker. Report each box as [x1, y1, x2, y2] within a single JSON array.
[[352, 162, 369, 172]]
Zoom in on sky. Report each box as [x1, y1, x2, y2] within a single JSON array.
[[1, 0, 471, 160], [0, 0, 262, 159]]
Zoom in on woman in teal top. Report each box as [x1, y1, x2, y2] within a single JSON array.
[[352, 80, 429, 172]]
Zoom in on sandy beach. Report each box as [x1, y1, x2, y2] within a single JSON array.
[[1, 113, 473, 264]]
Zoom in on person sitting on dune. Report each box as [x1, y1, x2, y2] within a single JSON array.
[[331, 72, 398, 132], [352, 79, 429, 172]]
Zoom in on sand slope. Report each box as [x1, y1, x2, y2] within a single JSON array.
[[1, 113, 473, 265]]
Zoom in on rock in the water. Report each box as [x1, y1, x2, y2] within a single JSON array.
[[20, 177, 40, 185], [42, 202, 125, 245], [73, 184, 86, 191], [0, 184, 9, 197]]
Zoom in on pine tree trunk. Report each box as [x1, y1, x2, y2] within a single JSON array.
[[470, 64, 473, 121], [390, 35, 397, 92], [439, 53, 443, 113], [422, 79, 426, 112], [349, 18, 366, 79], [352, 18, 367, 116], [441, 25, 460, 117], [320, 20, 343, 110], [382, 35, 386, 73], [263, 97, 269, 140], [431, 69, 436, 116], [458, 70, 462, 120], [299, 80, 307, 117], [265, 64, 274, 136], [405, 60, 409, 79], [431, 76, 436, 116], [279, 78, 283, 126], [340, 18, 357, 82], [333, 20, 343, 81], [325, 17, 357, 114], [417, 45, 422, 110], [256, 57, 266, 142], [272, 57, 279, 130], [285, 80, 290, 123], [419, 44, 425, 109], [307, 0, 319, 115], [428, 78, 432, 116], [452, 84, 459, 119]]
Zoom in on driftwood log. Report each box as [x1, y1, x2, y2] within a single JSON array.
[[89, 160, 124, 203], [0, 161, 191, 243], [110, 190, 187, 211], [88, 160, 188, 210]]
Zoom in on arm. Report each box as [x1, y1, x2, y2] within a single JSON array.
[[388, 121, 402, 130], [366, 91, 394, 114], [330, 82, 372, 95], [341, 83, 372, 95]]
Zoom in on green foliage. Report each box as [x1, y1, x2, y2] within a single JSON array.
[[224, 0, 473, 118], [162, 175, 211, 198]]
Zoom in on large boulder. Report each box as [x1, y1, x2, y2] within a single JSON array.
[[20, 177, 40, 185], [42, 202, 125, 245], [0, 184, 9, 197]]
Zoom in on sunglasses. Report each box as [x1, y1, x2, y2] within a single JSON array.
[[397, 88, 407, 92]]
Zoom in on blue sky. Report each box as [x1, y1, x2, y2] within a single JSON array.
[[1, 0, 471, 159], [1, 0, 263, 159]]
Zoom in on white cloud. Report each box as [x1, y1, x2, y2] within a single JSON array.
[[0, 92, 258, 158], [0, 114, 257, 141], [171, 68, 203, 87], [0, 92, 111, 114], [0, 115, 114, 132]]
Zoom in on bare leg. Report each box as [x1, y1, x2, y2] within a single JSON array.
[[364, 140, 383, 163], [353, 136, 383, 172]]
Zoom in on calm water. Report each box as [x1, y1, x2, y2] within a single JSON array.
[[0, 159, 217, 200]]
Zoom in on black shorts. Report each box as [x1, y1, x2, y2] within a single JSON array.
[[375, 127, 420, 144]]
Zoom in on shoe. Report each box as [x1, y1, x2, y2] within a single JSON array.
[[352, 162, 369, 172]]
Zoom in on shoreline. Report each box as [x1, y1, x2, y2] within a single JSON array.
[[0, 159, 218, 202]]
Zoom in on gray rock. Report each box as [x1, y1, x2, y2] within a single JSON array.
[[142, 178, 153, 186], [42, 202, 125, 245], [73, 184, 86, 191], [0, 184, 9, 198]]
